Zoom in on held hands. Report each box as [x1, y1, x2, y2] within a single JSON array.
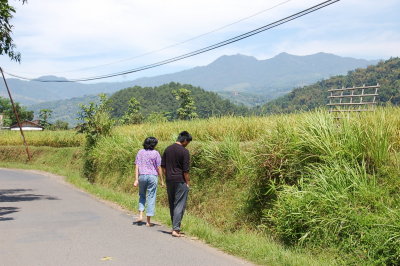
[[159, 175, 166, 188], [160, 180, 166, 188]]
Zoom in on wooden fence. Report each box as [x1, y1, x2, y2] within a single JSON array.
[[327, 84, 380, 115]]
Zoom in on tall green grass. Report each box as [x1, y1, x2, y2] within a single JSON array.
[[260, 109, 400, 264], [87, 107, 400, 264]]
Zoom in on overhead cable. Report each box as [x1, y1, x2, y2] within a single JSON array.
[[5, 0, 293, 76], [5, 0, 340, 83]]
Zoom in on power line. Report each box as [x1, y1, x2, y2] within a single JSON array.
[[6, 0, 339, 82], [5, 0, 340, 83], [55, 0, 294, 74], [6, 0, 293, 76]]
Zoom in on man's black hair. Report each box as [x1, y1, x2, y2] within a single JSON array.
[[177, 131, 192, 143], [143, 137, 158, 150]]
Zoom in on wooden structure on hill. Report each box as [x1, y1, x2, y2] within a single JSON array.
[[327, 84, 380, 115]]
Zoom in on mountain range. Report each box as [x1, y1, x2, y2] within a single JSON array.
[[132, 52, 378, 96], [0, 52, 379, 107]]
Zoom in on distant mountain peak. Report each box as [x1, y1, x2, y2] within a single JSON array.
[[273, 52, 338, 59], [210, 54, 257, 65], [314, 52, 334, 56], [34, 75, 69, 82], [275, 52, 292, 57]]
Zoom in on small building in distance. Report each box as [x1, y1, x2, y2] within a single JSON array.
[[10, 120, 44, 131], [31, 119, 42, 125]]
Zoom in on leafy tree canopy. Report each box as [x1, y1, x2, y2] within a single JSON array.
[[39, 108, 53, 128], [120, 97, 143, 125], [173, 88, 198, 120], [77, 94, 115, 182], [48, 120, 69, 131], [0, 96, 33, 126], [0, 0, 26, 62], [77, 94, 114, 144]]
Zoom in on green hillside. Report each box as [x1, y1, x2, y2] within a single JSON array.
[[261, 57, 400, 113], [217, 91, 271, 107], [28, 95, 101, 127], [26, 83, 249, 127], [108, 82, 249, 119]]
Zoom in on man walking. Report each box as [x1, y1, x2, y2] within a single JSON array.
[[161, 131, 192, 237]]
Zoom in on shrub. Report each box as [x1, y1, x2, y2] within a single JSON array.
[[77, 94, 115, 182]]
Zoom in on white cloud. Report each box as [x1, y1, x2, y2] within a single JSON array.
[[0, 0, 398, 81]]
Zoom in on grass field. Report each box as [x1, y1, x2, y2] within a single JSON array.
[[2, 107, 400, 264], [0, 130, 83, 147], [0, 146, 335, 266]]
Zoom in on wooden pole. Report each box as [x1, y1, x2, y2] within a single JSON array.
[[0, 67, 32, 161]]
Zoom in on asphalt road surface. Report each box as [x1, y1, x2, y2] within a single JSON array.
[[0, 168, 250, 266]]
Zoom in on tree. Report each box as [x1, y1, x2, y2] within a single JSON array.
[[120, 97, 143, 125], [172, 88, 198, 120], [39, 109, 53, 128], [0, 97, 12, 126], [0, 96, 33, 126], [0, 0, 27, 62], [77, 94, 115, 182], [145, 112, 169, 123], [49, 120, 69, 130]]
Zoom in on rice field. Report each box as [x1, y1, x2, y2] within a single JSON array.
[[0, 130, 84, 147]]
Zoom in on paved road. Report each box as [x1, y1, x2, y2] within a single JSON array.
[[0, 168, 250, 266]]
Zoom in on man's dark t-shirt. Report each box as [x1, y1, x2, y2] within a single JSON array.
[[161, 143, 190, 183]]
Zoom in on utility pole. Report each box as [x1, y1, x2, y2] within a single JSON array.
[[0, 67, 31, 161]]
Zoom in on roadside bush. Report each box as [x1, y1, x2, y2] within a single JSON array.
[[259, 110, 400, 264], [268, 161, 400, 264], [77, 94, 115, 182], [189, 138, 257, 230]]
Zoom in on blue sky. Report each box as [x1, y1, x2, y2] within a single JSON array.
[[0, 0, 399, 82]]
